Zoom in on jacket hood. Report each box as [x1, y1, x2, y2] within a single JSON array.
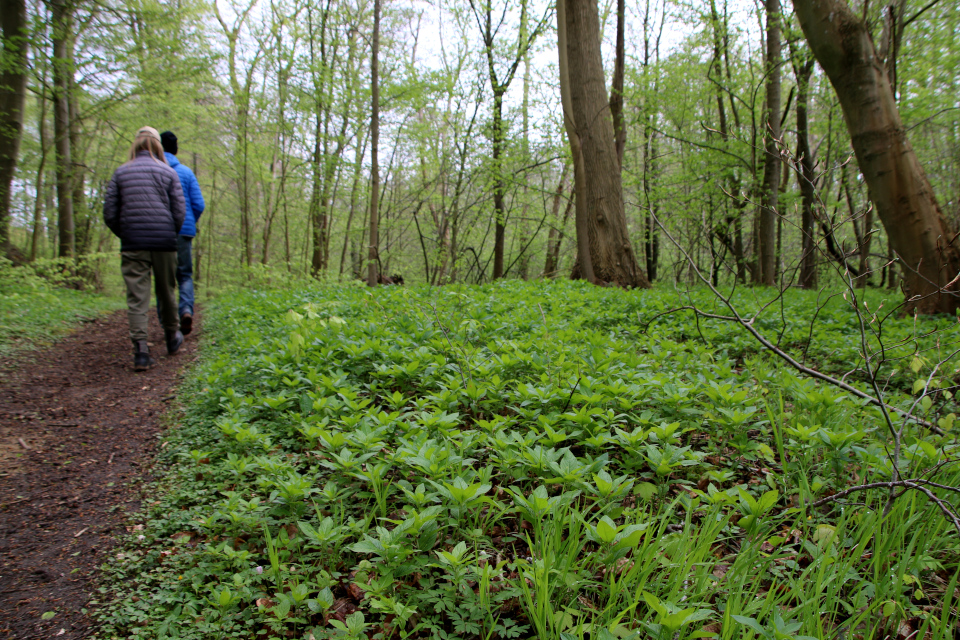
[[164, 152, 181, 167]]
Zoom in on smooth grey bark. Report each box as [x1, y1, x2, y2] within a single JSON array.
[[793, 0, 960, 313], [560, 0, 648, 287]]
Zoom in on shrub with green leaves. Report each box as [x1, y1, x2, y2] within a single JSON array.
[[0, 257, 124, 356], [96, 280, 960, 639]]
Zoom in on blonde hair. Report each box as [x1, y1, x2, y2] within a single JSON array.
[[128, 127, 168, 164]]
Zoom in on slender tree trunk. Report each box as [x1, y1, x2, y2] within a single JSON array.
[[795, 57, 817, 289], [68, 83, 89, 255], [518, 12, 531, 281], [561, 0, 648, 287], [340, 130, 367, 277], [793, 0, 960, 313], [641, 0, 660, 282], [309, 128, 324, 274], [367, 0, 380, 286], [473, 0, 532, 280], [543, 164, 571, 277], [0, 0, 27, 256], [609, 0, 626, 165], [847, 167, 874, 288], [30, 87, 50, 262], [491, 92, 507, 279], [757, 0, 781, 286], [855, 205, 874, 288], [643, 118, 660, 282], [51, 0, 74, 259]]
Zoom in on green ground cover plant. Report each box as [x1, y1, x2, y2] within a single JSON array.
[[96, 280, 960, 639], [0, 258, 124, 358]]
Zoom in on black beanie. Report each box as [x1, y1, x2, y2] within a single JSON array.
[[160, 131, 178, 155]]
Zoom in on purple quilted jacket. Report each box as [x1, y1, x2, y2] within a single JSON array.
[[103, 151, 185, 252]]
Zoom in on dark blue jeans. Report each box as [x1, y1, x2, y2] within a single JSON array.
[[156, 235, 194, 321], [176, 235, 194, 317]]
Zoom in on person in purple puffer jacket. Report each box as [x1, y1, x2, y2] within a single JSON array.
[[159, 131, 205, 336], [103, 126, 185, 371]]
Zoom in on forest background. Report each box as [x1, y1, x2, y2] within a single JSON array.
[[1, 0, 957, 296]]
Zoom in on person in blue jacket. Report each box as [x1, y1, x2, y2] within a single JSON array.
[[159, 131, 205, 335], [103, 126, 185, 370]]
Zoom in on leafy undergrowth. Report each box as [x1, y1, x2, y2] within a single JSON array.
[[95, 281, 960, 639], [0, 259, 124, 358]]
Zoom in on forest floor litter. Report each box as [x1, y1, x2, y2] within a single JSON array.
[[0, 309, 200, 640]]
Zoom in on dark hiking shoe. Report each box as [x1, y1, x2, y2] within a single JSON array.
[[180, 313, 193, 336], [133, 341, 156, 371], [166, 330, 184, 355]]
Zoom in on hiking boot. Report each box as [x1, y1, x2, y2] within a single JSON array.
[[180, 312, 193, 336], [133, 340, 156, 371], [166, 330, 184, 355]]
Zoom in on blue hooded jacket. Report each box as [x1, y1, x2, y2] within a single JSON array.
[[164, 152, 205, 238]]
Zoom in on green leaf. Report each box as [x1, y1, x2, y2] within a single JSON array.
[[910, 356, 923, 373], [596, 516, 618, 544], [813, 524, 836, 545], [636, 482, 657, 501], [731, 615, 764, 634]]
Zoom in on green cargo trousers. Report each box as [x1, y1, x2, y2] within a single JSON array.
[[121, 251, 180, 343]]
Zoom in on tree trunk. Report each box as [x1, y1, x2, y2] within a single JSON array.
[[557, 0, 594, 284], [643, 122, 660, 282], [794, 56, 817, 289], [793, 0, 960, 313], [855, 203, 874, 288], [340, 130, 367, 277], [51, 0, 74, 259], [68, 71, 89, 255], [757, 0, 781, 286], [473, 0, 533, 279], [843, 164, 872, 288], [0, 0, 27, 256], [561, 0, 649, 288], [30, 86, 50, 262], [609, 0, 626, 165], [543, 164, 571, 278], [491, 92, 506, 279], [367, 0, 380, 287]]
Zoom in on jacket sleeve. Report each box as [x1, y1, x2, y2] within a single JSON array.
[[103, 173, 121, 236], [169, 172, 186, 234], [188, 170, 205, 223]]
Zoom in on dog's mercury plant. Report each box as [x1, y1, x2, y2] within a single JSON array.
[[96, 280, 960, 639]]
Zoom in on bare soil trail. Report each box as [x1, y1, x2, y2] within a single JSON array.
[[0, 309, 201, 639]]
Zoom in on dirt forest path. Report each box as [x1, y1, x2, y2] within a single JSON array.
[[0, 309, 201, 639]]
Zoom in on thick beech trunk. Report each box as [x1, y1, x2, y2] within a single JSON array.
[[793, 0, 960, 313], [559, 0, 649, 288], [0, 0, 27, 255], [757, 0, 781, 286]]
